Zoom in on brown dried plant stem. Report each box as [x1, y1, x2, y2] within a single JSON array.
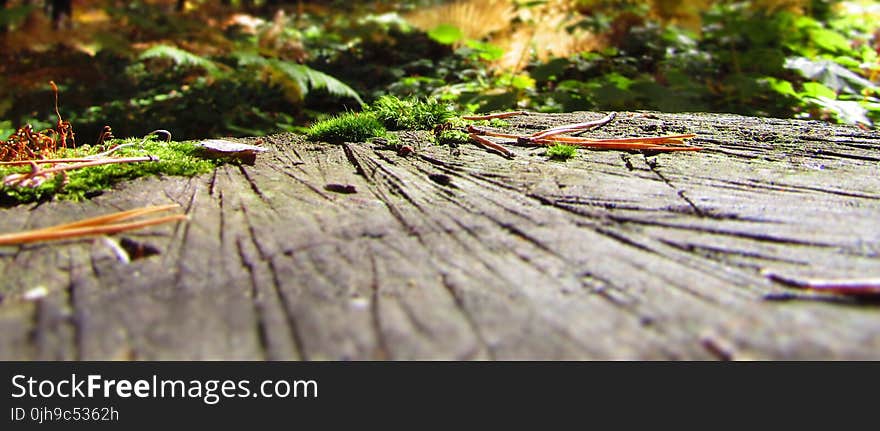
[[36, 156, 157, 175]]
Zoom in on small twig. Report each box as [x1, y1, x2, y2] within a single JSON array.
[[763, 271, 880, 297], [531, 112, 617, 139], [145, 130, 172, 142]]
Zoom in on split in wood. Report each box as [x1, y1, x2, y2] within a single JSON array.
[[0, 204, 187, 246], [463, 111, 701, 158]]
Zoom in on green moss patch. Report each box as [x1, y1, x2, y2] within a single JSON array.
[[369, 95, 456, 131], [547, 144, 577, 161], [437, 129, 470, 146], [306, 111, 387, 144], [1, 138, 220, 204]]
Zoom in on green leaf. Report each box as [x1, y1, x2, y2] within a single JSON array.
[[0, 120, 14, 141], [605, 73, 634, 91], [808, 28, 852, 54], [801, 82, 837, 99], [428, 24, 464, 45], [465, 40, 505, 61], [762, 77, 798, 98], [500, 73, 535, 91]]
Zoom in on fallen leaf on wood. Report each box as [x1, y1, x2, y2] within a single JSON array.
[[197, 139, 269, 164]]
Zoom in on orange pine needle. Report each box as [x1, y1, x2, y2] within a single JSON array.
[[468, 133, 515, 158], [0, 205, 187, 246]]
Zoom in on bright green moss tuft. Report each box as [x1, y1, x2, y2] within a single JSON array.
[[369, 95, 456, 130], [306, 111, 387, 143], [0, 138, 220, 204], [547, 144, 577, 161], [437, 129, 470, 146]]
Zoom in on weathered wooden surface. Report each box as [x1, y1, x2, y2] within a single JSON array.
[[1, 111, 879, 360]]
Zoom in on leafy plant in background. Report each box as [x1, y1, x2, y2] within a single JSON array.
[[2, 0, 879, 142], [384, 0, 879, 126], [2, 2, 366, 140]]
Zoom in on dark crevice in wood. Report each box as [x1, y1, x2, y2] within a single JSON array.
[[439, 273, 495, 360], [342, 143, 368, 178], [237, 165, 274, 208], [616, 217, 840, 248], [266, 258, 308, 360], [657, 238, 809, 266], [208, 168, 219, 197], [236, 237, 270, 360], [644, 156, 706, 217]]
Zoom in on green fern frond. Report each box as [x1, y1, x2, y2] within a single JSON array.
[[270, 60, 363, 105], [231, 51, 268, 67], [139, 45, 224, 77]]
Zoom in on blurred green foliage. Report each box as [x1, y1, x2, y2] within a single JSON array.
[[1, 0, 878, 144]]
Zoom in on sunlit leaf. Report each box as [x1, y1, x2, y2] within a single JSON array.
[[801, 82, 837, 99], [762, 77, 798, 98], [808, 28, 852, 54], [427, 24, 463, 45], [465, 40, 505, 61]]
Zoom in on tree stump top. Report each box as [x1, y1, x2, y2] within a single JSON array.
[[1, 111, 879, 360]]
